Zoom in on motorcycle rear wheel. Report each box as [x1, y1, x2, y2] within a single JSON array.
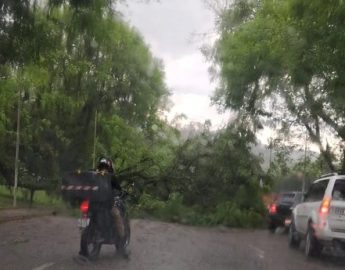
[[115, 216, 131, 250], [124, 216, 131, 247], [80, 226, 102, 260]]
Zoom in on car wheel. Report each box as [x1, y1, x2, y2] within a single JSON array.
[[305, 224, 322, 258], [288, 219, 300, 248]]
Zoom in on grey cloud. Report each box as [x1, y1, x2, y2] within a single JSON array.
[[118, 0, 226, 124], [119, 0, 215, 58]]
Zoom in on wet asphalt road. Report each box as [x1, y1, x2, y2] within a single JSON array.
[[1, 216, 345, 270]]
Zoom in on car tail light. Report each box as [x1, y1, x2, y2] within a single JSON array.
[[269, 203, 277, 214], [80, 200, 89, 214], [320, 197, 331, 215]]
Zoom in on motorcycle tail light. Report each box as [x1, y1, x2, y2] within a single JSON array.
[[80, 200, 89, 214]]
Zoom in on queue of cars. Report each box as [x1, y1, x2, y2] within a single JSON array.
[[267, 173, 345, 258]]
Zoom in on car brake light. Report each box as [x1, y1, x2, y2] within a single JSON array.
[[80, 200, 89, 214], [320, 197, 331, 215], [269, 203, 277, 214]]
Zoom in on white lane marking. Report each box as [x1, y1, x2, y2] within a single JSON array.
[[248, 244, 265, 259], [32, 262, 55, 270]]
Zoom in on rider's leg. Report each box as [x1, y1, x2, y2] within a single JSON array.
[[111, 205, 125, 239], [111, 202, 129, 257]]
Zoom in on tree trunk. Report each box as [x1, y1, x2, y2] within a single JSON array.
[[29, 189, 35, 207]]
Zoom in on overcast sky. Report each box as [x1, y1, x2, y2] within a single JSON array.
[[119, 0, 230, 128]]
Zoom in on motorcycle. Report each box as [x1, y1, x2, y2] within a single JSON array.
[[78, 192, 131, 260]]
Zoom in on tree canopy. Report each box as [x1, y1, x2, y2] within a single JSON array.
[[0, 0, 168, 188], [211, 0, 345, 171], [0, 0, 269, 227]]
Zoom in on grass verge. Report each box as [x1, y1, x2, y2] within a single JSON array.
[[0, 185, 80, 217]]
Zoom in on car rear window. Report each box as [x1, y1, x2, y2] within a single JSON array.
[[305, 180, 329, 202], [278, 193, 296, 203], [332, 179, 345, 201]]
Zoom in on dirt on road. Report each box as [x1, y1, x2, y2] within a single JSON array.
[[1, 216, 345, 270]]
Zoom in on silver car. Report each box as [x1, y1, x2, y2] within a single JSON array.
[[288, 173, 345, 257]]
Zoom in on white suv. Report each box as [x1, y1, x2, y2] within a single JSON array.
[[288, 173, 345, 257]]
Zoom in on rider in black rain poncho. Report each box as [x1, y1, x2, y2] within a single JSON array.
[[96, 157, 129, 257]]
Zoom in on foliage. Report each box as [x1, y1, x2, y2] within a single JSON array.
[[132, 192, 264, 228], [0, 0, 168, 191], [211, 0, 345, 170], [267, 149, 324, 192], [0, 0, 269, 228], [130, 123, 267, 228]]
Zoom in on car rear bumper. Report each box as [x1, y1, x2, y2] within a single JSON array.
[[267, 214, 286, 227], [314, 225, 345, 252], [316, 231, 345, 241], [314, 223, 345, 242]]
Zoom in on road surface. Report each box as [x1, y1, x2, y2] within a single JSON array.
[[1, 216, 345, 270]]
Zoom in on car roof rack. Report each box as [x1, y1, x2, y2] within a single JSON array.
[[320, 172, 338, 178]]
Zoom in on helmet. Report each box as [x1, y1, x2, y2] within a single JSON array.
[[97, 157, 114, 173]]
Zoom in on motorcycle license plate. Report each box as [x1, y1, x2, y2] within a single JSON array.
[[78, 218, 90, 228]]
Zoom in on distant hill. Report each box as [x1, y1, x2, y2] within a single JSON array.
[[251, 141, 319, 171]]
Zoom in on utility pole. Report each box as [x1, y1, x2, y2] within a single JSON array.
[[13, 88, 22, 207], [302, 132, 308, 194], [92, 109, 98, 168]]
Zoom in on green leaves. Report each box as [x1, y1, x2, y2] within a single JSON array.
[[0, 0, 168, 188], [0, 0, 267, 224], [212, 0, 345, 170]]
